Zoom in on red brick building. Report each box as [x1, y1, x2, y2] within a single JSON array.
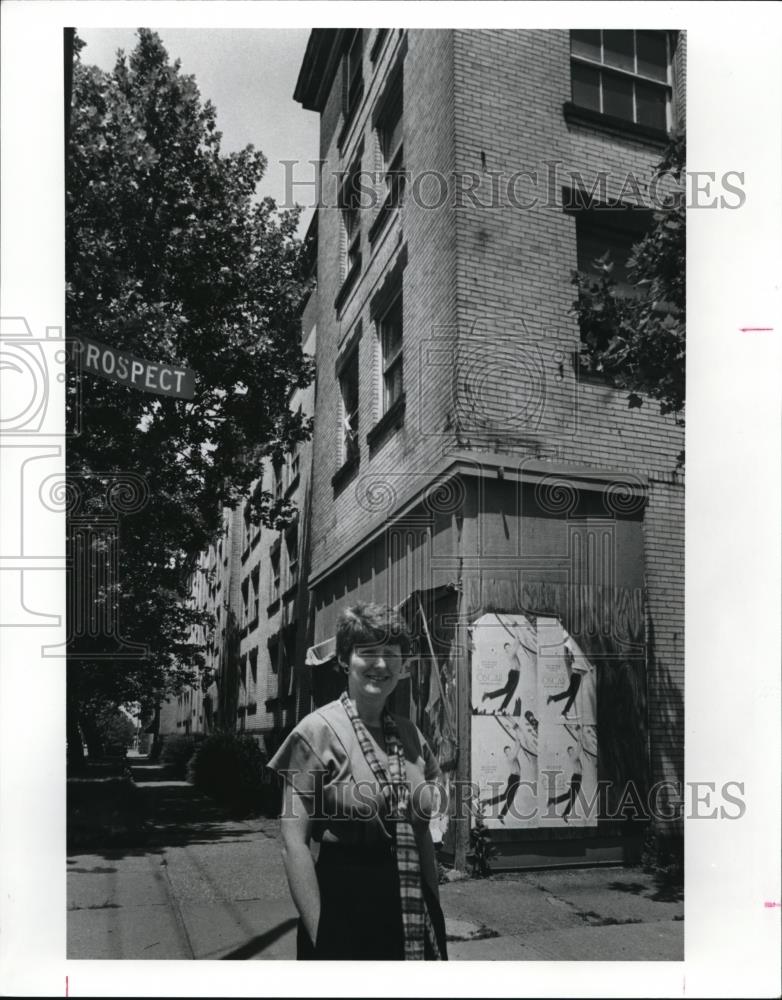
[[295, 28, 685, 868]]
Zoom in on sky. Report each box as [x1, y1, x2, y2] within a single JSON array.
[[77, 28, 320, 233]]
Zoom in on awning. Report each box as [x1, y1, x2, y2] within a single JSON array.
[[304, 584, 458, 668], [305, 635, 337, 667]]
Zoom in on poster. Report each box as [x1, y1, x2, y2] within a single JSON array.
[[470, 612, 598, 829]]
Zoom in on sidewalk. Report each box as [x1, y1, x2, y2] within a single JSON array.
[[67, 775, 682, 961]]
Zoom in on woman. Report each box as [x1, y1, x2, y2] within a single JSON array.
[[268, 602, 448, 961]]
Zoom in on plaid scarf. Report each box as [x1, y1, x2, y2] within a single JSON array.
[[339, 692, 442, 961]]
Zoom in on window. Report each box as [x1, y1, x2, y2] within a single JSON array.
[[250, 567, 259, 624], [270, 546, 281, 604], [268, 635, 280, 675], [377, 75, 404, 208], [242, 507, 251, 552], [344, 30, 364, 123], [379, 291, 403, 413], [339, 156, 363, 280], [288, 446, 300, 487], [286, 522, 299, 589], [570, 30, 670, 131], [339, 350, 360, 465], [575, 209, 651, 302], [272, 459, 283, 504], [241, 578, 250, 627]]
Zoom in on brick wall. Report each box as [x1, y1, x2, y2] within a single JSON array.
[[643, 474, 685, 818], [309, 28, 459, 580]]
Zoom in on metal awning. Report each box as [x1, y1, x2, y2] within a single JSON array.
[[304, 584, 458, 668], [305, 635, 337, 667]]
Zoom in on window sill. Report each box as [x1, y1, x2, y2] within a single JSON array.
[[367, 393, 406, 453], [562, 102, 670, 148], [335, 255, 362, 314], [332, 453, 360, 495]]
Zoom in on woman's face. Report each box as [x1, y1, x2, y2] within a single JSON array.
[[343, 642, 405, 702]]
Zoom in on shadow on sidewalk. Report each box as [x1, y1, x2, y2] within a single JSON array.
[[68, 779, 279, 861], [219, 918, 299, 959], [606, 871, 683, 904]]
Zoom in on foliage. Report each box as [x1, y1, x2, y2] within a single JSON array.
[[159, 732, 206, 778], [66, 29, 313, 747], [187, 731, 278, 815], [468, 804, 497, 878], [571, 131, 685, 459], [88, 705, 137, 756]]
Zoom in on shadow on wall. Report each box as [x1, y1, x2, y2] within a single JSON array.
[[644, 613, 684, 858]]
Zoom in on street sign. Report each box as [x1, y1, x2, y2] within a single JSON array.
[[75, 335, 195, 399]]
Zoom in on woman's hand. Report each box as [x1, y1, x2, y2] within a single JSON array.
[[279, 783, 321, 946]]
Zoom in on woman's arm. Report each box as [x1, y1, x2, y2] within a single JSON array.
[[279, 783, 320, 946]]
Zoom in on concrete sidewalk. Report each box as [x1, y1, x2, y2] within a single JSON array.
[[68, 780, 682, 961]]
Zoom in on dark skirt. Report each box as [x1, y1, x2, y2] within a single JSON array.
[[297, 840, 448, 961]]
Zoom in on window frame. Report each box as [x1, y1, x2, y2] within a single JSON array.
[[344, 29, 364, 126], [338, 347, 361, 466], [378, 290, 403, 414], [285, 521, 299, 591], [338, 150, 364, 285], [377, 74, 404, 208], [269, 546, 281, 604], [570, 29, 672, 132]]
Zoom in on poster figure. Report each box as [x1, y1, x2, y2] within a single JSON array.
[[537, 617, 596, 725], [471, 714, 537, 828], [471, 612, 536, 718], [470, 612, 598, 829], [538, 722, 598, 827]]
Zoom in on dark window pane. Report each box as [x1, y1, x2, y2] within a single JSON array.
[[384, 358, 403, 408], [572, 61, 600, 111], [571, 29, 601, 61], [636, 81, 667, 130], [603, 30, 635, 71], [602, 71, 634, 120], [577, 215, 646, 298], [637, 30, 668, 81]]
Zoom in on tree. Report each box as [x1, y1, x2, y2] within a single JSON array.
[[66, 30, 313, 758], [571, 132, 685, 462]]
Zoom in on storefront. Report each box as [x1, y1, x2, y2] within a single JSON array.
[[306, 466, 651, 869]]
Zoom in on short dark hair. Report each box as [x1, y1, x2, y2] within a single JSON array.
[[335, 602, 412, 664]]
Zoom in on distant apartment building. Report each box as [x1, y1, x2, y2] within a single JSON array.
[[293, 28, 685, 868], [160, 219, 317, 755]]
